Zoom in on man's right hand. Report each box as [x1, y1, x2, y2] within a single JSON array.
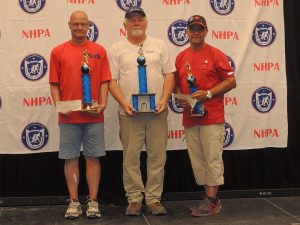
[[178, 99, 190, 109], [122, 103, 136, 116]]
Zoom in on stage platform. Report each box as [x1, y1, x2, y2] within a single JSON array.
[[0, 196, 299, 225]]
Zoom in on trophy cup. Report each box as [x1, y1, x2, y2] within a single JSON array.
[[81, 50, 97, 112], [132, 44, 156, 113], [186, 62, 207, 116]]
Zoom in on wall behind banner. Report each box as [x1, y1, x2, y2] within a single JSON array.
[[0, 0, 287, 154]]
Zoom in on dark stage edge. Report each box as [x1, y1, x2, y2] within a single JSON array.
[[0, 196, 300, 225], [1, 188, 300, 207]]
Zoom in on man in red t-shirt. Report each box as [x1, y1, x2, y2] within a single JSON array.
[[175, 15, 236, 217], [49, 10, 111, 219]]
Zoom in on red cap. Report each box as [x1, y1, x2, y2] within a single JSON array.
[[187, 15, 207, 28]]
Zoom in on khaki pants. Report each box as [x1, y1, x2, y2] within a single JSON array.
[[185, 123, 225, 186], [119, 110, 168, 205]]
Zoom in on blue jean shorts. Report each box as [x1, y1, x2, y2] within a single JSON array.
[[58, 123, 106, 159]]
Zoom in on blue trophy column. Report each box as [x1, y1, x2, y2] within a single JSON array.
[[138, 63, 148, 94], [133, 56, 156, 112], [81, 63, 92, 108], [189, 85, 205, 115]]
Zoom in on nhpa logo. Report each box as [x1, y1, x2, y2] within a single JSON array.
[[227, 55, 236, 72], [224, 122, 234, 148], [210, 0, 235, 15], [20, 54, 48, 81], [252, 86, 276, 113], [254, 0, 280, 7], [23, 96, 54, 107], [168, 20, 189, 47], [168, 94, 184, 114], [252, 21, 276, 47], [253, 62, 280, 72], [116, 0, 142, 11], [22, 28, 51, 39], [87, 21, 99, 42], [19, 0, 46, 14], [67, 0, 95, 5], [21, 122, 49, 151], [168, 129, 185, 140], [212, 30, 239, 40]]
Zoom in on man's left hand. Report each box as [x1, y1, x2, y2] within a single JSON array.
[[155, 101, 167, 114], [93, 103, 106, 113], [85, 103, 106, 115], [191, 90, 207, 101]]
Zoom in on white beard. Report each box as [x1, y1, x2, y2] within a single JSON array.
[[131, 29, 143, 37]]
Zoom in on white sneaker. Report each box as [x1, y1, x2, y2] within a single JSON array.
[[65, 200, 82, 219], [86, 198, 101, 218]]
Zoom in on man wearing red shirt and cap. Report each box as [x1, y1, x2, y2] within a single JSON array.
[[175, 15, 236, 217]]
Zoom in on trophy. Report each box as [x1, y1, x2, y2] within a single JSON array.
[[186, 62, 207, 116], [132, 44, 156, 113], [81, 50, 97, 112]]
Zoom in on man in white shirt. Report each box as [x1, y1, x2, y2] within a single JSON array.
[[109, 6, 175, 216]]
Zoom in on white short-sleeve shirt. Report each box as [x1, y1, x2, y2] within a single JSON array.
[[109, 36, 175, 115]]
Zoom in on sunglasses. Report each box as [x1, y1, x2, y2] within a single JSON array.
[[188, 26, 206, 33]]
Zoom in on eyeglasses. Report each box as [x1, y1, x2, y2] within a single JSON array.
[[188, 27, 206, 33], [70, 22, 90, 28]]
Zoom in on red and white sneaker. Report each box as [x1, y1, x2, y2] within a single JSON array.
[[190, 198, 222, 217]]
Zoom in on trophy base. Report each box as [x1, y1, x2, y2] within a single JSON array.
[[81, 105, 99, 114], [190, 101, 207, 117], [133, 110, 156, 114], [190, 109, 207, 117], [132, 93, 156, 113], [190, 113, 206, 117]]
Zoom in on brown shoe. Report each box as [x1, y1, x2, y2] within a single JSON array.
[[147, 202, 167, 216], [125, 202, 142, 216]]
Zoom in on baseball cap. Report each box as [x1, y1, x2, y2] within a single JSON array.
[[187, 15, 207, 29], [125, 6, 146, 18]]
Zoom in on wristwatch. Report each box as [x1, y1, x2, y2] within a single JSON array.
[[206, 90, 212, 99]]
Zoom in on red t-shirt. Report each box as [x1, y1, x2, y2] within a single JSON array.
[[49, 40, 111, 124], [175, 44, 234, 127]]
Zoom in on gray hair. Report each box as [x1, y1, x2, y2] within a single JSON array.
[[123, 17, 148, 25]]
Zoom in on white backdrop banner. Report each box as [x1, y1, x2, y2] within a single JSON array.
[[0, 0, 287, 154]]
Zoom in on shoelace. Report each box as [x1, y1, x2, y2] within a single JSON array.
[[67, 202, 80, 212], [150, 202, 161, 209], [88, 201, 98, 211], [130, 202, 142, 210], [86, 196, 99, 212]]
